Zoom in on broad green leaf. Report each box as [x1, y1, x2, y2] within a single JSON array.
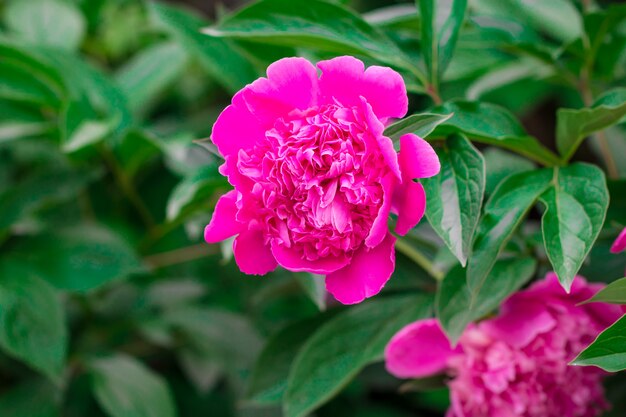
[[583, 277, 626, 305], [294, 274, 327, 311], [13, 225, 144, 292], [114, 130, 162, 179], [248, 314, 335, 405], [0, 379, 59, 417], [573, 314, 626, 372], [4, 0, 86, 51], [437, 257, 536, 343], [467, 169, 552, 293], [205, 0, 421, 79], [284, 294, 433, 417], [419, 0, 468, 84], [556, 89, 626, 161], [166, 164, 225, 221], [0, 100, 53, 143], [0, 58, 62, 107], [90, 355, 177, 417], [511, 0, 581, 42], [149, 2, 258, 93], [62, 117, 117, 154], [115, 41, 188, 114], [384, 112, 453, 143], [363, 4, 420, 31], [483, 148, 534, 195], [422, 134, 485, 266], [0, 261, 67, 381], [432, 101, 561, 166], [539, 164, 609, 291]]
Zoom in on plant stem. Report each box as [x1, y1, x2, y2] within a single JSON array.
[[144, 243, 218, 269], [394, 237, 444, 281]]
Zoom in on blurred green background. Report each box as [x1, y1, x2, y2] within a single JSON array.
[[0, 0, 625, 416]]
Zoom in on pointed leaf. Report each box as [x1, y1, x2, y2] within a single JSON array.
[[583, 277, 626, 305], [573, 314, 626, 372], [384, 112, 453, 143], [540, 164, 609, 291]]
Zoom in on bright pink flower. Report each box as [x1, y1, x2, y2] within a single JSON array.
[[610, 227, 626, 253], [204, 56, 440, 304], [385, 273, 623, 417]]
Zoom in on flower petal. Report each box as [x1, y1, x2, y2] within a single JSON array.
[[318, 56, 407, 120], [399, 134, 440, 179], [325, 232, 396, 304], [483, 300, 556, 348], [243, 57, 319, 127], [233, 230, 277, 275], [204, 190, 243, 243], [365, 174, 394, 248], [385, 319, 459, 379], [393, 180, 426, 236], [271, 241, 350, 274], [610, 227, 626, 253]]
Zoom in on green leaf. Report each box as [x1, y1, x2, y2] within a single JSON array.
[[539, 164, 609, 291], [437, 258, 536, 343], [0, 379, 59, 417], [0, 100, 53, 143], [572, 314, 626, 372], [0, 261, 67, 381], [13, 225, 144, 292], [149, 2, 258, 93], [432, 101, 561, 166], [248, 314, 335, 405], [0, 57, 63, 107], [483, 148, 534, 195], [90, 355, 178, 417], [556, 89, 626, 161], [294, 274, 327, 311], [583, 277, 626, 305], [166, 164, 225, 221], [422, 134, 485, 266], [4, 0, 86, 51], [467, 169, 552, 293], [284, 294, 433, 417], [384, 112, 453, 143], [205, 0, 421, 78], [113, 130, 162, 179], [115, 41, 188, 114], [419, 0, 467, 84]]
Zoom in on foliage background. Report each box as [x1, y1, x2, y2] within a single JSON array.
[[0, 0, 625, 416]]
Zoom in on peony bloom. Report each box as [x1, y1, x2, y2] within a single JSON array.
[[610, 227, 626, 253], [204, 56, 440, 304], [385, 273, 623, 417]]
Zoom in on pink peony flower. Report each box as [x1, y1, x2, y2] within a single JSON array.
[[385, 273, 623, 417], [610, 227, 626, 253], [204, 56, 440, 304]]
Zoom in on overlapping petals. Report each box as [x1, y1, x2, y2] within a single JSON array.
[[205, 56, 440, 304], [385, 273, 623, 417]]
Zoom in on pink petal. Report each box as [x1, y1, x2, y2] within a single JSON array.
[[393, 180, 426, 236], [611, 227, 626, 253], [325, 232, 396, 304], [271, 241, 350, 274], [365, 174, 394, 248], [318, 56, 408, 120], [360, 98, 401, 180], [483, 300, 556, 348], [399, 134, 440, 179], [204, 190, 243, 243], [242, 57, 319, 127], [233, 230, 277, 275], [211, 91, 266, 157], [385, 319, 459, 379]]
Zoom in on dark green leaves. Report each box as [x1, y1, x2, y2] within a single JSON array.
[[432, 101, 561, 166], [573, 314, 626, 372], [384, 112, 453, 143], [149, 2, 258, 92], [418, 0, 467, 85], [539, 164, 609, 290], [90, 355, 177, 417], [284, 294, 432, 417], [437, 258, 536, 343], [205, 0, 420, 79], [166, 164, 225, 222], [467, 169, 552, 292], [556, 89, 626, 161], [583, 277, 626, 304], [0, 262, 67, 381], [422, 135, 485, 266]]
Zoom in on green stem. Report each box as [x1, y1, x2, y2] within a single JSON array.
[[394, 237, 444, 281]]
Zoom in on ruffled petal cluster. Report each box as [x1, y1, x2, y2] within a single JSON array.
[[385, 273, 624, 417], [204, 56, 440, 304]]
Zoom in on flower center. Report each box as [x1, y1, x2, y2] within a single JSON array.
[[237, 104, 389, 261]]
